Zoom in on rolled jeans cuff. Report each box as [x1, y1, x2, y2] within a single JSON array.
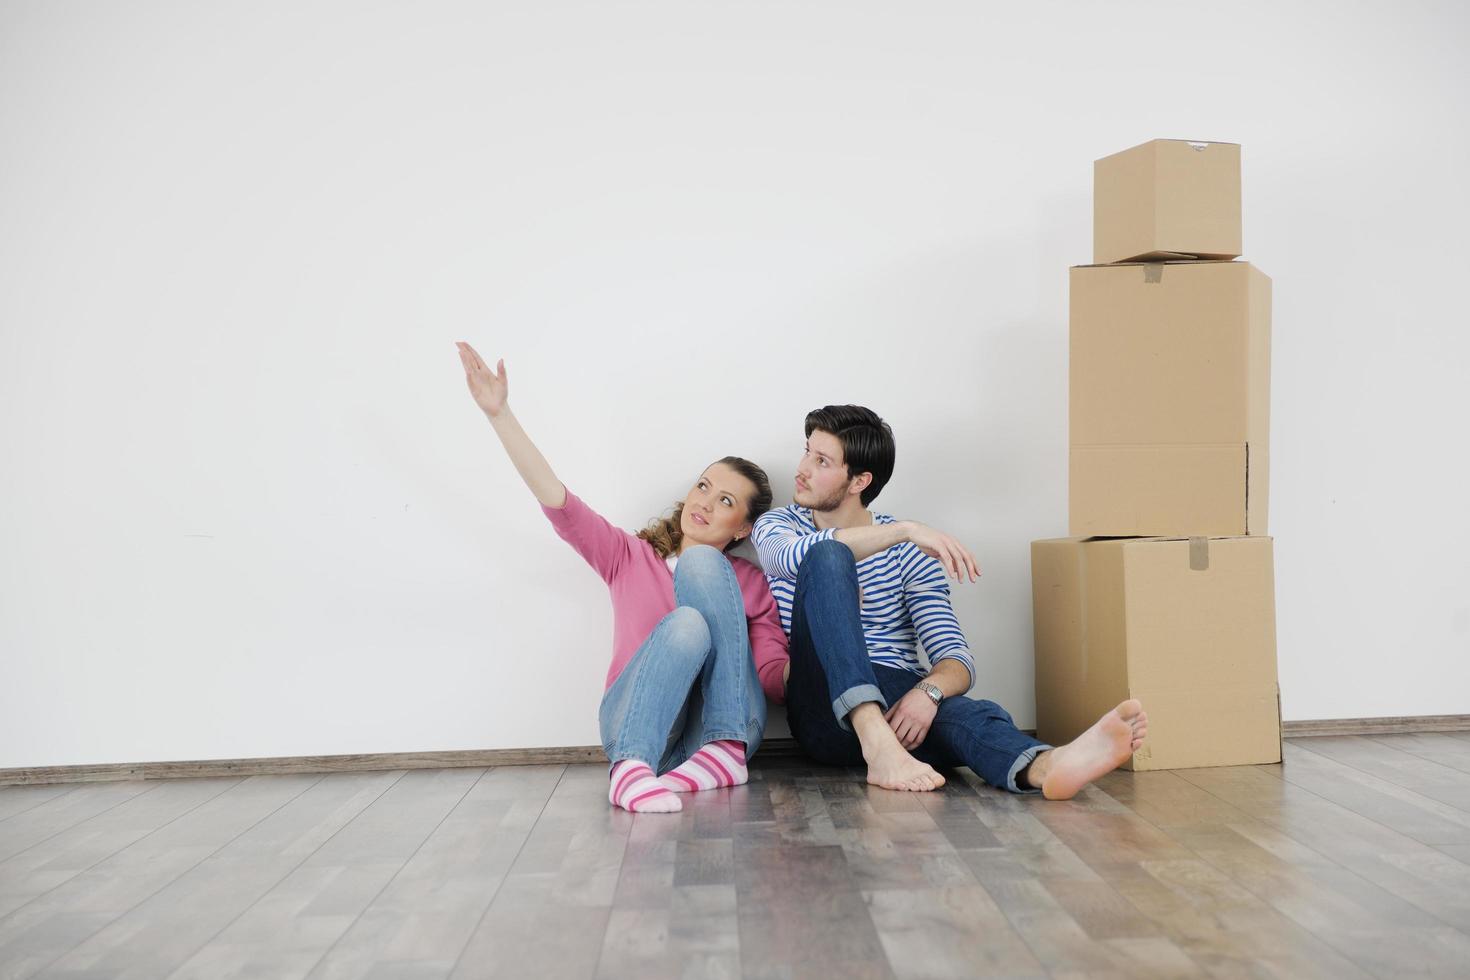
[[832, 684, 886, 731], [1007, 743, 1053, 794]]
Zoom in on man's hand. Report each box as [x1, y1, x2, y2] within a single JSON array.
[[904, 522, 980, 582], [885, 688, 939, 750]]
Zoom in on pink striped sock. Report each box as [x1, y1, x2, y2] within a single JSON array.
[[658, 740, 748, 793], [609, 760, 682, 813]]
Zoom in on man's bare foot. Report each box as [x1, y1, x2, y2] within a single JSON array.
[[1031, 699, 1148, 801], [850, 702, 945, 792], [864, 742, 946, 792]]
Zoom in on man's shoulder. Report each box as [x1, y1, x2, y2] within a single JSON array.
[[755, 505, 814, 531], [868, 512, 943, 571], [870, 511, 912, 549]]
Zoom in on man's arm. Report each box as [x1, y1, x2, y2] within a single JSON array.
[[884, 548, 979, 750], [754, 512, 981, 582], [922, 658, 973, 698], [886, 658, 972, 750], [833, 522, 981, 580], [830, 522, 912, 562]]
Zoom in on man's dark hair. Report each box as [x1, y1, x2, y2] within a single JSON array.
[[804, 405, 895, 507]]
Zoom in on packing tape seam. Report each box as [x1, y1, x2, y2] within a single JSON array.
[[1244, 441, 1252, 533], [1077, 542, 1089, 686], [1071, 442, 1250, 450], [1189, 537, 1209, 571]]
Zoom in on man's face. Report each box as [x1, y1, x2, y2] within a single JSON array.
[[795, 429, 858, 512]]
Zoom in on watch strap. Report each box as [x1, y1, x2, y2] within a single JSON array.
[[916, 681, 944, 705]]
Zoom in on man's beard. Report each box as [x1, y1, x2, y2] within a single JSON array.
[[801, 481, 852, 513]]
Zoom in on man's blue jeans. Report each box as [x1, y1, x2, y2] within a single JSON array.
[[598, 545, 768, 773], [785, 539, 1050, 793]]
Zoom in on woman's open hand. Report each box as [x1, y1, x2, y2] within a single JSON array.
[[457, 342, 508, 418]]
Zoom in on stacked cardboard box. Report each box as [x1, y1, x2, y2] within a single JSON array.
[[1032, 139, 1281, 771]]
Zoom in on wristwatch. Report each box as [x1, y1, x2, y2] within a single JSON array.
[[915, 681, 944, 706]]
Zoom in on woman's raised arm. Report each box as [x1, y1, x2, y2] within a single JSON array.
[[456, 342, 567, 508]]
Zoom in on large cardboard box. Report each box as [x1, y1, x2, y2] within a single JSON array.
[[1094, 139, 1242, 265], [1031, 535, 1280, 771], [1070, 260, 1271, 537]]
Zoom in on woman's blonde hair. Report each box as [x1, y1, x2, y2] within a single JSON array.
[[638, 457, 773, 560]]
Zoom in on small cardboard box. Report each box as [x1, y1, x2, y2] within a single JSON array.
[[1070, 260, 1271, 538], [1094, 139, 1242, 265], [1031, 535, 1281, 771]]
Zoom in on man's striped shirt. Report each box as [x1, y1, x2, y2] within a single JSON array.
[[752, 505, 975, 686]]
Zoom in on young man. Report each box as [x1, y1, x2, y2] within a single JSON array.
[[752, 405, 1148, 797]]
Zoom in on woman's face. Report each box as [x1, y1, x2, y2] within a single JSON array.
[[679, 462, 757, 552]]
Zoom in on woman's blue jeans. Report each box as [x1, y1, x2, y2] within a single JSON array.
[[598, 545, 768, 773]]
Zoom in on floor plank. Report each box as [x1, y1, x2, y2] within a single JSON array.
[[450, 763, 624, 980], [867, 884, 1046, 979], [0, 774, 319, 978], [157, 769, 481, 980], [307, 765, 563, 980], [595, 788, 742, 980], [1027, 780, 1375, 980], [1366, 732, 1470, 775], [1179, 760, 1470, 967], [39, 770, 405, 980], [1279, 741, 1470, 844], [0, 778, 241, 920], [1292, 735, 1470, 812], [0, 783, 156, 865], [0, 787, 79, 824]]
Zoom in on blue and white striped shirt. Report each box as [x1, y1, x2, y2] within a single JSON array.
[[752, 505, 975, 687]]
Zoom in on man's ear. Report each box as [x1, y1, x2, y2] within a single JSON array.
[[849, 472, 873, 498]]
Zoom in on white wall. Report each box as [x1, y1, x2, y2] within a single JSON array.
[[3, 0, 1467, 769]]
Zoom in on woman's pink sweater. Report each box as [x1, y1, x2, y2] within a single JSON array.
[[542, 490, 789, 703]]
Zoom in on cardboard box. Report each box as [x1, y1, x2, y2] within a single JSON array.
[[1070, 260, 1271, 537], [1031, 535, 1280, 771], [1094, 139, 1242, 265]]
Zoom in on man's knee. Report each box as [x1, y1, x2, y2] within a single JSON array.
[[936, 696, 1016, 728], [797, 539, 858, 589], [972, 699, 1016, 724]]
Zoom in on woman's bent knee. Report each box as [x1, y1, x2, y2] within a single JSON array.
[[660, 606, 712, 655], [675, 544, 735, 586], [679, 543, 725, 566]]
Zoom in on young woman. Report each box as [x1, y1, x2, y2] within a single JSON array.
[[456, 342, 788, 813]]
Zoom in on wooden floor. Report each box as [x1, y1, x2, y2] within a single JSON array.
[[3, 735, 1470, 979]]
